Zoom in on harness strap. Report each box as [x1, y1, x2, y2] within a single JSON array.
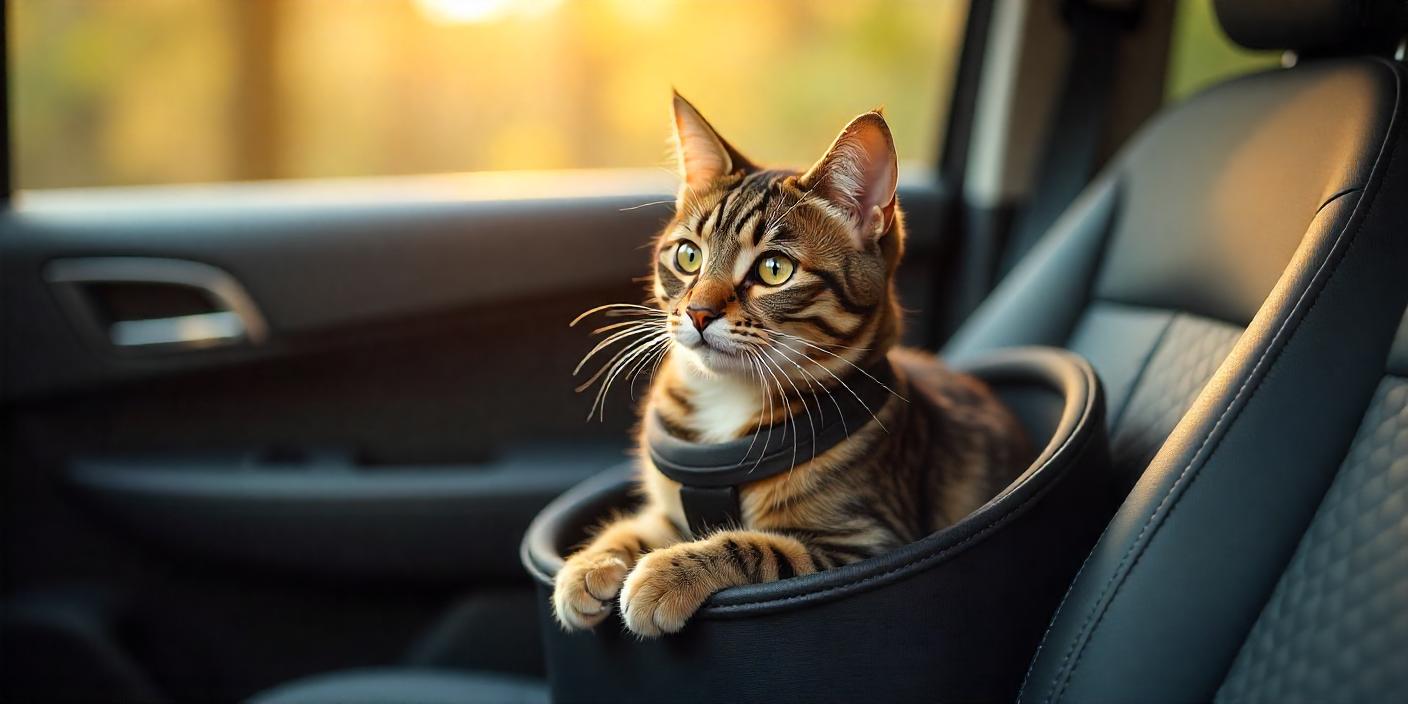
[[647, 359, 899, 537], [680, 486, 741, 537]]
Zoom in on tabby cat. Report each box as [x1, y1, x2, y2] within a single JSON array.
[[556, 93, 1028, 638]]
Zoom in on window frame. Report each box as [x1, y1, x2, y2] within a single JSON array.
[[2, 1, 11, 205]]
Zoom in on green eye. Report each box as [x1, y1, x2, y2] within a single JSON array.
[[756, 254, 795, 286], [675, 242, 702, 273]]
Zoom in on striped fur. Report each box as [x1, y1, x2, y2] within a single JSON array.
[[556, 98, 1028, 637]]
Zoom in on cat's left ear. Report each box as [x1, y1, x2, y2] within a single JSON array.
[[800, 111, 898, 247], [671, 91, 756, 200]]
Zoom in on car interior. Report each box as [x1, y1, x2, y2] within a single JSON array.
[[3, 0, 1408, 702]]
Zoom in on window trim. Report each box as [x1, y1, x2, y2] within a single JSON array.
[[938, 0, 994, 194], [2, 0, 11, 206]]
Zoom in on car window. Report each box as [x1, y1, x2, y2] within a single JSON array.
[[10, 0, 969, 191], [1164, 0, 1280, 102]]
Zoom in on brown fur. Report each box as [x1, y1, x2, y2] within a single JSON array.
[[555, 96, 1028, 637]]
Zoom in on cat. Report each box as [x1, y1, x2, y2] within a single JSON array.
[[556, 92, 1029, 638]]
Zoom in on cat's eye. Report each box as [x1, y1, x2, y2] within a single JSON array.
[[756, 254, 795, 286], [674, 242, 703, 274]]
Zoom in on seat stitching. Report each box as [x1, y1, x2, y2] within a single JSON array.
[[1104, 311, 1179, 436], [1021, 308, 1182, 698], [1017, 305, 1175, 699], [1043, 57, 1405, 704]]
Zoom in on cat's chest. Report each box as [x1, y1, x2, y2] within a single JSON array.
[[680, 375, 763, 443]]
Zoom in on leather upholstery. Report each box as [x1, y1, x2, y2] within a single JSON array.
[[1095, 62, 1397, 325], [1019, 56, 1408, 703], [1218, 374, 1408, 702], [1214, 0, 1408, 55], [1102, 314, 1243, 481], [952, 60, 1403, 487]]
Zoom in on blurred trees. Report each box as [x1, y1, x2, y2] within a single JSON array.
[[11, 0, 965, 190]]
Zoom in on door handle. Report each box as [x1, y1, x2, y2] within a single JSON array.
[[45, 257, 269, 352], [107, 310, 248, 349]]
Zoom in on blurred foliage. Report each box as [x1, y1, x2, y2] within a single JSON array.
[[1164, 0, 1280, 102], [10, 0, 967, 190]]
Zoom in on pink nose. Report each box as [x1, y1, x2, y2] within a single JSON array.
[[687, 306, 720, 332]]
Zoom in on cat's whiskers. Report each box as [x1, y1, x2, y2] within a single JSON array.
[[572, 304, 671, 416], [618, 199, 677, 212], [735, 350, 767, 468], [574, 329, 661, 393], [768, 336, 889, 433], [590, 319, 667, 336], [622, 336, 673, 401], [757, 343, 818, 467], [739, 349, 778, 476], [782, 336, 872, 352], [749, 344, 800, 480], [595, 334, 670, 410], [574, 323, 667, 376], [588, 333, 671, 421], [570, 302, 666, 327], [755, 343, 820, 496], [644, 335, 673, 388], [772, 330, 907, 403], [574, 331, 663, 395], [762, 337, 846, 435]]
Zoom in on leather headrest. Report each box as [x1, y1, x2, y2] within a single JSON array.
[[1215, 0, 1408, 55]]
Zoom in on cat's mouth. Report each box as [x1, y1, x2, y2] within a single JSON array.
[[678, 336, 752, 374]]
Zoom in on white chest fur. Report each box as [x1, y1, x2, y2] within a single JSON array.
[[676, 366, 763, 443]]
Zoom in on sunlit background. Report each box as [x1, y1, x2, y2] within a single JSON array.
[[9, 0, 1274, 192], [10, 0, 966, 190]]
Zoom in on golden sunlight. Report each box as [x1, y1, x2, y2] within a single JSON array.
[[415, 0, 562, 24], [12, 0, 968, 189]]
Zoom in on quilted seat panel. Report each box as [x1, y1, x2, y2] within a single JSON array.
[[1218, 376, 1408, 703], [1067, 310, 1244, 482]]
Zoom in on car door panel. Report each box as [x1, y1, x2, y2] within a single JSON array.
[[1, 174, 952, 697]]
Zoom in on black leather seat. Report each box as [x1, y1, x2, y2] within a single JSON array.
[[1015, 1, 1408, 699], [947, 44, 1408, 493], [256, 1, 1408, 701]]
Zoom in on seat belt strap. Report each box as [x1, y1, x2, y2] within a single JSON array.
[[1000, 1, 1138, 276]]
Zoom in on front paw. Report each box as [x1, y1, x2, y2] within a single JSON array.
[[619, 549, 715, 638], [552, 551, 630, 631]]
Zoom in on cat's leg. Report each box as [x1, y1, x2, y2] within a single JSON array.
[[619, 530, 815, 637], [552, 509, 681, 631]]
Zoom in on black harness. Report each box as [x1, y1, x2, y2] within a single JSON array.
[[645, 360, 900, 537]]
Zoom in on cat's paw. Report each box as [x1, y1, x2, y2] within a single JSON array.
[[552, 551, 630, 631], [619, 549, 715, 638]]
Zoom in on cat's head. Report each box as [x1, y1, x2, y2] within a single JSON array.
[[653, 92, 905, 381]]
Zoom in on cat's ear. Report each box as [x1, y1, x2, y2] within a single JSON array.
[[799, 111, 898, 247], [672, 91, 754, 197]]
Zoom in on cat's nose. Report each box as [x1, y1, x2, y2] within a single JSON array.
[[686, 305, 721, 332]]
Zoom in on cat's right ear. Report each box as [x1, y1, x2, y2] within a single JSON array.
[[672, 91, 753, 198]]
